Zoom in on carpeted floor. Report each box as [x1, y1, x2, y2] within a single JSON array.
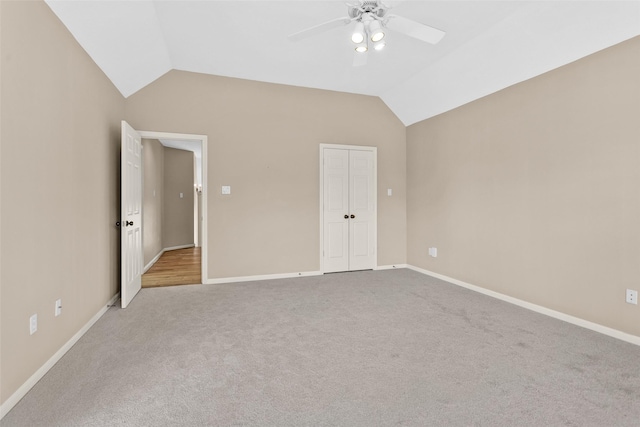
[[3, 269, 640, 426]]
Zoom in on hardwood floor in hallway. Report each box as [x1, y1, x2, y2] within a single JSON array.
[[142, 247, 201, 288]]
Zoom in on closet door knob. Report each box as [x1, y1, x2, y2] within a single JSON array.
[[350, 215, 355, 219], [344, 215, 349, 219]]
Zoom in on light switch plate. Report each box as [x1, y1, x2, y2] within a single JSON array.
[[221, 186, 231, 195], [387, 189, 392, 196], [30, 314, 37, 335]]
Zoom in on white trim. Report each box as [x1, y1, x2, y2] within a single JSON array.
[[319, 143, 377, 151], [319, 146, 324, 273], [407, 265, 640, 347], [201, 135, 209, 281], [144, 250, 164, 273], [319, 143, 377, 274], [164, 244, 194, 252], [0, 293, 120, 420], [143, 244, 196, 273], [375, 264, 409, 270], [138, 130, 208, 283], [205, 271, 322, 285]]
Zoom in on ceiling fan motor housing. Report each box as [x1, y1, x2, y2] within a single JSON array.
[[349, 0, 387, 21]]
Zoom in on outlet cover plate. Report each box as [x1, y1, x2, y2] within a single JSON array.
[[626, 289, 638, 305]]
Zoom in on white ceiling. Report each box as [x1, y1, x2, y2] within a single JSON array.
[[45, 1, 640, 126]]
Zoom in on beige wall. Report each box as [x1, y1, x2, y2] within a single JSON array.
[[162, 147, 195, 249], [407, 36, 640, 337], [6, 0, 636, 416], [0, 0, 124, 405], [142, 139, 164, 266], [125, 71, 407, 279]]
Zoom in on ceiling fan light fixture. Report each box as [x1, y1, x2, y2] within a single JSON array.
[[369, 20, 385, 42], [351, 21, 365, 44], [374, 40, 386, 51], [355, 45, 368, 53]]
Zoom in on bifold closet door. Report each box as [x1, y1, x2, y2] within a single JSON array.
[[323, 148, 375, 273]]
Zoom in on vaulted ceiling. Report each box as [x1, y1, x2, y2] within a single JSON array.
[[45, 1, 640, 126]]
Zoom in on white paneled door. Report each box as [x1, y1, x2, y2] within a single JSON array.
[[120, 121, 143, 308], [322, 146, 376, 273]]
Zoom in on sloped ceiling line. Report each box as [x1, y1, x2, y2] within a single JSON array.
[[44, 1, 640, 126]]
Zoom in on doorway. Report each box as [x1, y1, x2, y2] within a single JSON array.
[[320, 144, 377, 273], [138, 131, 208, 288], [142, 247, 201, 287]]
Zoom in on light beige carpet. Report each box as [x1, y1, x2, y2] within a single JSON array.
[[3, 269, 640, 426]]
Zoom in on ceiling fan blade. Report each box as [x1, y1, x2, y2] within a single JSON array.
[[288, 17, 352, 42], [353, 50, 368, 67], [385, 15, 445, 44]]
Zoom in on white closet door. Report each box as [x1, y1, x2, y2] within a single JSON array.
[[323, 149, 350, 273], [322, 147, 376, 273], [348, 150, 375, 271]]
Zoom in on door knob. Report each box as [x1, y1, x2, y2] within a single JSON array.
[[126, 221, 134, 226], [344, 215, 349, 219], [350, 215, 355, 219]]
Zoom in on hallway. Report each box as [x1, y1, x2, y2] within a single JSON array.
[[142, 247, 201, 288]]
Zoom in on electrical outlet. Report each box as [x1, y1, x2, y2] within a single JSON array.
[[55, 299, 62, 316], [30, 314, 38, 335], [626, 289, 638, 305], [429, 247, 438, 258]]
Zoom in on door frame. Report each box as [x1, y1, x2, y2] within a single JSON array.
[[319, 143, 377, 273], [138, 130, 209, 282]]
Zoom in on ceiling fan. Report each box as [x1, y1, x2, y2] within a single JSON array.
[[288, 0, 445, 67]]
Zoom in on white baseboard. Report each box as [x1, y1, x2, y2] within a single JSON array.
[[144, 244, 195, 273], [375, 264, 408, 270], [164, 244, 194, 252], [144, 251, 164, 273], [205, 266, 411, 284], [407, 265, 640, 347], [205, 270, 322, 285], [0, 292, 120, 420]]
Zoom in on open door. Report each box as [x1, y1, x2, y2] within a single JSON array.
[[121, 121, 143, 308]]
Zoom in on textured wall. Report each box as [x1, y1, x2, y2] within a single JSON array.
[[142, 139, 164, 266], [0, 0, 124, 404], [407, 36, 640, 336], [162, 147, 195, 249], [125, 71, 407, 279]]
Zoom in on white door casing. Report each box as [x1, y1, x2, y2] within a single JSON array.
[[321, 145, 377, 273], [121, 121, 143, 308]]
